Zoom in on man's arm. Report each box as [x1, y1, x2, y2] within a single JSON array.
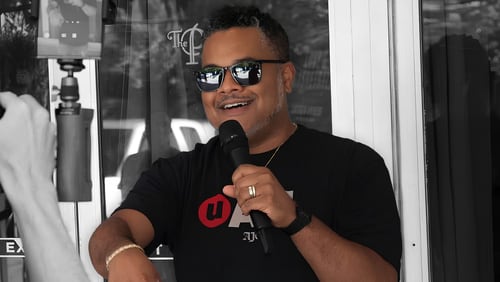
[[11, 177, 91, 282], [88, 209, 161, 282], [290, 217, 398, 282], [0, 92, 89, 282], [224, 164, 399, 282], [289, 150, 400, 281]]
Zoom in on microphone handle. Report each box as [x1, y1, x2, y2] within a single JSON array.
[[230, 148, 273, 254], [229, 147, 248, 168], [250, 211, 272, 254]]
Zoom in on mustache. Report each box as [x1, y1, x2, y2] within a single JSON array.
[[216, 92, 255, 105]]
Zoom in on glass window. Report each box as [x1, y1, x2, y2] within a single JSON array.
[[98, 0, 330, 280], [421, 0, 499, 280]]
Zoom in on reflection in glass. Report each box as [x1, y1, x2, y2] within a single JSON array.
[[421, 1, 499, 281]]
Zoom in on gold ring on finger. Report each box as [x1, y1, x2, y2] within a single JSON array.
[[248, 185, 256, 198]]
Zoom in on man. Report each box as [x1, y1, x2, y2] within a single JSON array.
[[89, 5, 402, 281], [0, 91, 89, 282]]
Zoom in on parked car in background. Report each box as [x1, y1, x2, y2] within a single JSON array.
[[102, 118, 215, 216]]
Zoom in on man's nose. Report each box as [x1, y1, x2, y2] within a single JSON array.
[[218, 69, 243, 93]]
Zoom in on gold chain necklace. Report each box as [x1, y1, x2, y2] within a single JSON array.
[[264, 145, 282, 167], [264, 123, 297, 168]]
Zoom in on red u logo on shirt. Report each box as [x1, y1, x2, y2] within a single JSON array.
[[198, 194, 232, 228]]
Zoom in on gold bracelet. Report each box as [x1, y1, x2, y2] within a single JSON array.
[[105, 243, 144, 271]]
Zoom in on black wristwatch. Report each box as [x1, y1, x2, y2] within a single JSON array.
[[282, 206, 312, 236]]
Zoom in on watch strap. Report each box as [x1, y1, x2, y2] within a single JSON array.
[[282, 206, 312, 236]]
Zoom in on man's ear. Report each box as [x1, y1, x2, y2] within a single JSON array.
[[281, 62, 296, 94]]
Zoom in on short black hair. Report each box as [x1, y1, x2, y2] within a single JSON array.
[[204, 5, 290, 61]]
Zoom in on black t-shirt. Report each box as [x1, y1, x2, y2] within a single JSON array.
[[119, 125, 402, 281]]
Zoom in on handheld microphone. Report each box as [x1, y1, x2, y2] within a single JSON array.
[[219, 119, 273, 254]]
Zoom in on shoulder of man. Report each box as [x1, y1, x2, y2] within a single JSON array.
[[296, 124, 386, 165]]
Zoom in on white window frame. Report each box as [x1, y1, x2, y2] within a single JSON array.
[[390, 0, 430, 280], [328, 0, 429, 281]]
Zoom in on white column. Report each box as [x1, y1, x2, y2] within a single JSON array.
[[391, 0, 430, 281]]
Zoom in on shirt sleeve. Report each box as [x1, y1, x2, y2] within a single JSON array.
[[116, 154, 187, 254], [335, 143, 402, 273]]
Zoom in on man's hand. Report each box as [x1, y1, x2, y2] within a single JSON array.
[[222, 164, 297, 228], [0, 92, 56, 200]]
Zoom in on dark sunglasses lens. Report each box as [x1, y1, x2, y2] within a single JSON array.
[[232, 62, 262, 86], [196, 67, 223, 91]]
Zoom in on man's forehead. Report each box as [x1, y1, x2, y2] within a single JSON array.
[[201, 27, 273, 65]]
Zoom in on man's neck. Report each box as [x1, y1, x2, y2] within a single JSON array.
[[248, 121, 297, 154]]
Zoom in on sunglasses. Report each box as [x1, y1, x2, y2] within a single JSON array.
[[194, 60, 287, 92]]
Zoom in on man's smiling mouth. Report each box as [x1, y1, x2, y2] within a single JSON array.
[[223, 101, 250, 109]]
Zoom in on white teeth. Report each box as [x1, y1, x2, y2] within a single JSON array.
[[223, 102, 248, 109]]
